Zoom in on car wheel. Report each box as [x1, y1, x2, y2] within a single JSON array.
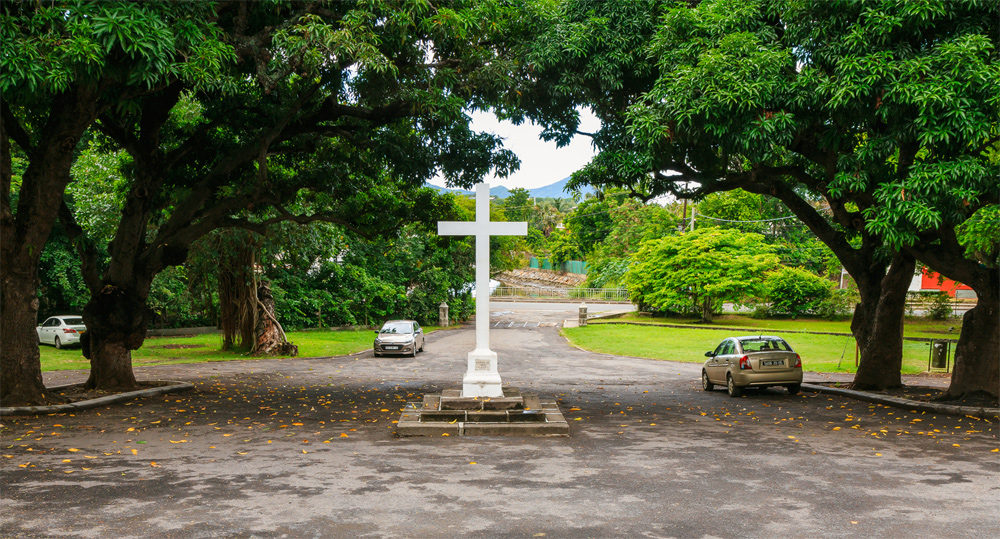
[[726, 374, 742, 397], [787, 383, 801, 395], [411, 346, 417, 358], [418, 339, 424, 352], [702, 370, 713, 391], [54, 337, 62, 350]]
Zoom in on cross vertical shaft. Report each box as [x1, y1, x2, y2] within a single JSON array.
[[437, 183, 527, 397]]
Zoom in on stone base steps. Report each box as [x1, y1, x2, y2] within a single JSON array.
[[396, 387, 570, 437]]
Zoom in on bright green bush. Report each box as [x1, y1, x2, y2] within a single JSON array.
[[626, 228, 779, 322], [763, 266, 833, 318]]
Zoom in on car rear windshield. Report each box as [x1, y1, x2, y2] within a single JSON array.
[[63, 317, 84, 325], [739, 338, 791, 352], [379, 322, 412, 334]]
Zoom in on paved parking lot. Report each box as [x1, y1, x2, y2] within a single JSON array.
[[2, 312, 997, 538]]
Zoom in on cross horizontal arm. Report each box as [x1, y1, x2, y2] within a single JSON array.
[[438, 221, 527, 236]]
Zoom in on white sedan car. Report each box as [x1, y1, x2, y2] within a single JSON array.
[[36, 315, 87, 349]]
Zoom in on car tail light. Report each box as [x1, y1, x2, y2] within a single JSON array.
[[63, 328, 78, 334], [739, 355, 751, 370], [793, 354, 802, 368]]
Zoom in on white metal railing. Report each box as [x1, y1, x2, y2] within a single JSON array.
[[490, 287, 631, 302]]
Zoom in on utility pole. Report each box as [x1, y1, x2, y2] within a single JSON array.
[[689, 206, 696, 231]]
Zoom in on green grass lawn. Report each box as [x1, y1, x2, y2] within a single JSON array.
[[594, 313, 961, 340], [39, 327, 444, 372], [566, 315, 953, 375]]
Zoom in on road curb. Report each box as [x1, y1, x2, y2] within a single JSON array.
[[801, 383, 998, 420], [0, 380, 194, 417]]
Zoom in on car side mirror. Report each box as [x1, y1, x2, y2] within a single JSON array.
[[705, 351, 715, 357]]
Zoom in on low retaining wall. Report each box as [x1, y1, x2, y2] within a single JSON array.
[[146, 326, 220, 337]]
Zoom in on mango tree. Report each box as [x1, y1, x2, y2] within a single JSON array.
[[522, 0, 998, 396], [1, 0, 541, 404], [1, 0, 233, 405]]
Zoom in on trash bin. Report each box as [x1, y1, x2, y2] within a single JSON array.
[[932, 341, 948, 369]]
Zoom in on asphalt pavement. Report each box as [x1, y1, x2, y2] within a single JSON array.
[[1, 308, 998, 538]]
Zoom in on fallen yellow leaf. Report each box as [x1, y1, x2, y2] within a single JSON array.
[[68, 448, 80, 452], [130, 449, 138, 455], [150, 462, 160, 467], [340, 433, 349, 438]]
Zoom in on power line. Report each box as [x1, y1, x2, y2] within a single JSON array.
[[696, 214, 800, 224]]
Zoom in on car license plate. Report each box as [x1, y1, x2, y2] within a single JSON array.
[[762, 360, 783, 366], [384, 346, 400, 350]]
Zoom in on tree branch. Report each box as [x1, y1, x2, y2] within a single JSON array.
[[57, 199, 103, 293], [0, 100, 32, 153]]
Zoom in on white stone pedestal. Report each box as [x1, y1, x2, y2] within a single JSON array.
[[463, 349, 503, 397]]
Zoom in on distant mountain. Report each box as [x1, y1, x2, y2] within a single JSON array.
[[426, 176, 594, 199], [527, 176, 595, 199]]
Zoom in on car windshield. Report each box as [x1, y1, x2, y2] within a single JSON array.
[[379, 322, 412, 334], [63, 317, 84, 325], [739, 338, 792, 352]]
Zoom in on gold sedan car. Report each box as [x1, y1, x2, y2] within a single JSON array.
[[702, 336, 803, 397]]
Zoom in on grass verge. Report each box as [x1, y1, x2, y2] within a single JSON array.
[[563, 323, 938, 375], [594, 313, 961, 340], [39, 327, 443, 372]]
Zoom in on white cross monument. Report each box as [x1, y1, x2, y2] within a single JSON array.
[[438, 182, 527, 397]]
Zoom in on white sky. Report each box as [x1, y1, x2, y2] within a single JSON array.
[[430, 108, 601, 190]]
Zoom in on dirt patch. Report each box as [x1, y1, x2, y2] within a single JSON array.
[[48, 382, 163, 404], [817, 382, 998, 409]]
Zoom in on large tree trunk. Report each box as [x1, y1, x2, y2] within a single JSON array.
[[905, 234, 999, 399], [748, 183, 914, 391], [0, 265, 47, 406], [700, 296, 713, 323], [945, 270, 999, 399], [218, 232, 258, 351], [252, 282, 297, 357], [849, 252, 915, 390], [81, 284, 150, 391], [1, 86, 99, 405]]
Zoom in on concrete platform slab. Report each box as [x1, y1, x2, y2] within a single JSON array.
[[397, 387, 569, 437]]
